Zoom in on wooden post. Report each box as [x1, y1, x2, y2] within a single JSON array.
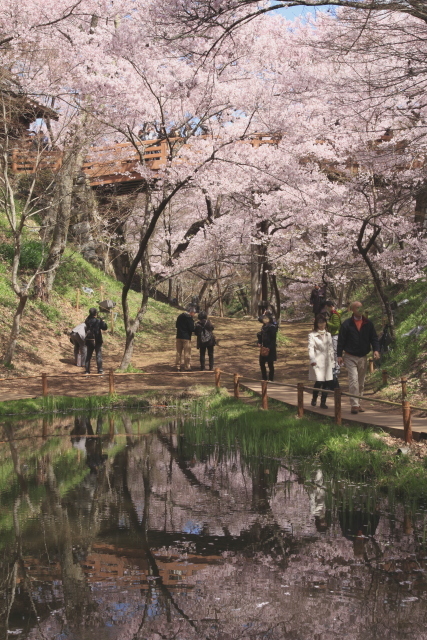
[[402, 400, 412, 444], [76, 288, 80, 311], [382, 370, 388, 385], [401, 376, 407, 400], [369, 358, 374, 374], [41, 373, 48, 397], [109, 368, 115, 394], [100, 285, 104, 301], [334, 388, 342, 426], [233, 374, 240, 399], [214, 368, 221, 390], [297, 382, 304, 418], [111, 311, 115, 334], [261, 380, 268, 410]]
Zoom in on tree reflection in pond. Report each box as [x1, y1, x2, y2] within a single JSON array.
[[0, 413, 427, 639]]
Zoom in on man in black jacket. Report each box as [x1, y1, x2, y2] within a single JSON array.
[[175, 305, 197, 371], [337, 301, 380, 414], [84, 308, 108, 374]]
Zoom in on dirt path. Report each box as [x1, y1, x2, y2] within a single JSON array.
[[0, 317, 311, 400]]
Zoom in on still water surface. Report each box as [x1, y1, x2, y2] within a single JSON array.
[[1, 411, 427, 639]]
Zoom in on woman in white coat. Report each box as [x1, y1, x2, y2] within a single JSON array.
[[308, 314, 335, 409]]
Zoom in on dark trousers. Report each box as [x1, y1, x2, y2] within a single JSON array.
[[260, 356, 275, 381], [200, 345, 214, 370], [85, 342, 103, 373], [312, 380, 333, 403]]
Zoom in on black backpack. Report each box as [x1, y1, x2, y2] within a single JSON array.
[[85, 319, 98, 341]]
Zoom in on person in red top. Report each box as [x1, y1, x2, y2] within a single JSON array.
[[337, 301, 380, 414]]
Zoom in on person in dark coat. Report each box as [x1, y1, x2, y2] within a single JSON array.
[[337, 301, 380, 413], [84, 308, 107, 374], [175, 305, 197, 371], [257, 314, 278, 381], [194, 311, 215, 371], [309, 283, 326, 316]]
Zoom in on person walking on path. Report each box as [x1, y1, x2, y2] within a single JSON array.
[[337, 301, 380, 414], [175, 305, 197, 371], [69, 322, 87, 367], [309, 283, 326, 316], [84, 308, 107, 374], [257, 313, 278, 382], [308, 314, 335, 409], [194, 311, 216, 371]]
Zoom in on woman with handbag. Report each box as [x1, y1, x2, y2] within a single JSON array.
[[257, 314, 278, 381], [308, 314, 335, 409]]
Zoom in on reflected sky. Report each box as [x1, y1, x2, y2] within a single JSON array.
[[0, 411, 427, 640]]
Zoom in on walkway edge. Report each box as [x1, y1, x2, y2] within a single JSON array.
[[240, 382, 427, 442]]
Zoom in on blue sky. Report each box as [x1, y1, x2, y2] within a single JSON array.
[[274, 5, 330, 20]]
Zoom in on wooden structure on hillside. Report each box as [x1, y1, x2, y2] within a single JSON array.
[[9, 133, 281, 188]]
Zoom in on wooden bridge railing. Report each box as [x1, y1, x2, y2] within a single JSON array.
[[9, 133, 280, 187]]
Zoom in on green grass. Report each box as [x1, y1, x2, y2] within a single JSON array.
[[0, 393, 151, 417], [182, 392, 427, 504]]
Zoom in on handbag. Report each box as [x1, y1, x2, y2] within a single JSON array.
[[260, 345, 270, 357]]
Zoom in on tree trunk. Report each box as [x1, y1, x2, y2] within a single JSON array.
[[250, 243, 260, 317], [4, 295, 28, 365], [43, 124, 87, 296], [357, 225, 395, 340], [120, 255, 150, 370], [415, 183, 427, 228], [270, 274, 281, 323]]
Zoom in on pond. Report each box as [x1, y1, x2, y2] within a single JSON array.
[[1, 409, 427, 640]]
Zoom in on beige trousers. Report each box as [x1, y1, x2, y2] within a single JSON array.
[[176, 339, 191, 370], [343, 354, 367, 407]]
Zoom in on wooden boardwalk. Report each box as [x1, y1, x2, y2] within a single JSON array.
[[241, 381, 427, 441]]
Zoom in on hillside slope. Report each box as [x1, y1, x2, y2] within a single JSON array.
[[0, 247, 177, 377]]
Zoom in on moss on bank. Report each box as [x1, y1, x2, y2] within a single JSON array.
[[184, 393, 427, 503]]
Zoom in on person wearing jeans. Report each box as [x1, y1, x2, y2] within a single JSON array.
[[337, 301, 380, 414]]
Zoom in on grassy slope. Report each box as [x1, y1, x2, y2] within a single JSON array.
[[352, 279, 427, 402], [0, 242, 177, 376]]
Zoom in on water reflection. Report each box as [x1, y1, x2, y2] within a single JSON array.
[[0, 412, 427, 639]]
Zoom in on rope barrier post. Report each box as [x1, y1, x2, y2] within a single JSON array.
[[111, 311, 115, 334], [41, 373, 48, 397], [234, 373, 241, 399], [214, 368, 221, 391], [261, 380, 268, 410], [297, 382, 304, 418], [402, 400, 412, 444], [401, 376, 407, 401], [369, 358, 374, 374], [382, 370, 388, 386], [109, 368, 115, 394], [334, 388, 342, 426]]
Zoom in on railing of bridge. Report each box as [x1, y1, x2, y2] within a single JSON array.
[[9, 134, 281, 186]]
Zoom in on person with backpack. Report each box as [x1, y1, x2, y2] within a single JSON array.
[[257, 313, 278, 382], [84, 307, 107, 374], [194, 311, 216, 371]]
